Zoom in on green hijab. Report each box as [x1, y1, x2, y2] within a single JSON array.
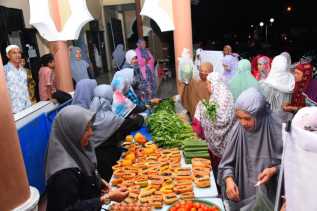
[[229, 59, 259, 100]]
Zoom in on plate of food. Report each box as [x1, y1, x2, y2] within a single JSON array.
[[168, 199, 222, 211]]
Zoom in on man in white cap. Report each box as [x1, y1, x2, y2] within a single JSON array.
[[4, 45, 31, 113]]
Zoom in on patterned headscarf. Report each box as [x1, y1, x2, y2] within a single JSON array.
[[290, 63, 313, 107], [256, 56, 271, 80], [304, 79, 317, 106], [195, 72, 235, 157]]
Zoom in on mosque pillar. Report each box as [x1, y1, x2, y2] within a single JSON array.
[[172, 0, 193, 94], [49, 41, 74, 92], [0, 55, 30, 210], [135, 0, 144, 38]]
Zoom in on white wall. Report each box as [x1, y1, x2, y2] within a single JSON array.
[[1, 0, 105, 56], [0, 0, 104, 29]]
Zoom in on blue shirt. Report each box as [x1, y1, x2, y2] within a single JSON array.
[[4, 62, 31, 113]]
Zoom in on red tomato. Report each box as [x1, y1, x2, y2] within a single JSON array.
[[193, 203, 200, 208], [175, 203, 181, 209], [185, 204, 192, 209], [190, 208, 197, 211], [170, 208, 177, 211]]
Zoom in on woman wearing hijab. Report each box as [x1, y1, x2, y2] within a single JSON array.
[[280, 52, 292, 72], [136, 38, 156, 101], [260, 55, 295, 113], [222, 55, 238, 84], [251, 54, 263, 79], [119, 49, 145, 103], [223, 45, 233, 56], [46, 105, 129, 211], [182, 62, 213, 118], [193, 72, 235, 173], [229, 59, 259, 100], [218, 87, 283, 211], [112, 44, 125, 71], [283, 63, 313, 113], [72, 79, 97, 109], [115, 68, 145, 106], [70, 47, 91, 83], [303, 79, 317, 106], [254, 56, 271, 81], [282, 107, 317, 211], [111, 74, 147, 116], [90, 85, 143, 180]]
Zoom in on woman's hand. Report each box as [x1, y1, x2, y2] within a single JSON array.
[[280, 201, 286, 211], [108, 187, 129, 202], [150, 98, 161, 105], [282, 103, 298, 112], [225, 177, 240, 202], [101, 179, 111, 194], [257, 167, 277, 185]]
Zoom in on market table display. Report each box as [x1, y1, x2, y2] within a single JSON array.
[[106, 140, 222, 210], [104, 98, 224, 210]]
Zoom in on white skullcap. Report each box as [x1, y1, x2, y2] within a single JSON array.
[[6, 45, 20, 54]]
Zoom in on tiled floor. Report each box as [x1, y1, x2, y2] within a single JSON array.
[[156, 78, 177, 99]]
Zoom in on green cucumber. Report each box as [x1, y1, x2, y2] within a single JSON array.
[[184, 147, 208, 152]]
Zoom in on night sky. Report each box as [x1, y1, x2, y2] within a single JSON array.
[[191, 0, 316, 57]]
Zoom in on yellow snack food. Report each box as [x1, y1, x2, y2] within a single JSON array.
[[134, 132, 147, 144], [125, 135, 134, 142]]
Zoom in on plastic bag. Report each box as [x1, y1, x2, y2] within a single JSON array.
[[178, 48, 194, 84], [193, 48, 202, 80], [112, 90, 136, 118]]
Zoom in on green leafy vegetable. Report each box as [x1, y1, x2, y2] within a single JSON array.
[[202, 100, 217, 122]]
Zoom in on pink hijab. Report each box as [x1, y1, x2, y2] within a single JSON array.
[[135, 40, 155, 80]]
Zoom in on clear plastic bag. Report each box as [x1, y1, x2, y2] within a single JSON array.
[[178, 48, 194, 84]]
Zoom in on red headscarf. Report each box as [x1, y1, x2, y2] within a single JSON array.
[[256, 56, 271, 80], [251, 55, 272, 80], [251, 54, 263, 78], [290, 63, 313, 107]]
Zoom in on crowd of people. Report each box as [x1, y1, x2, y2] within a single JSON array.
[[183, 44, 316, 210], [44, 38, 159, 210], [3, 38, 317, 211], [3, 44, 97, 114]]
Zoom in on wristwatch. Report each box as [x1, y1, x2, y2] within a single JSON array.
[[101, 194, 111, 205]]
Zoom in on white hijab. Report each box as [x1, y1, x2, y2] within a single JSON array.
[[263, 55, 295, 93]]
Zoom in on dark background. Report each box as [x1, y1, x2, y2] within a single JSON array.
[[191, 0, 317, 60]]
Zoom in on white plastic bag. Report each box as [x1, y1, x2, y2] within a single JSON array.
[[178, 48, 194, 84]]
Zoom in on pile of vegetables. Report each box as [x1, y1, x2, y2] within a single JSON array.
[[147, 110, 195, 148], [148, 98, 198, 148], [182, 139, 209, 164], [153, 98, 175, 113]]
